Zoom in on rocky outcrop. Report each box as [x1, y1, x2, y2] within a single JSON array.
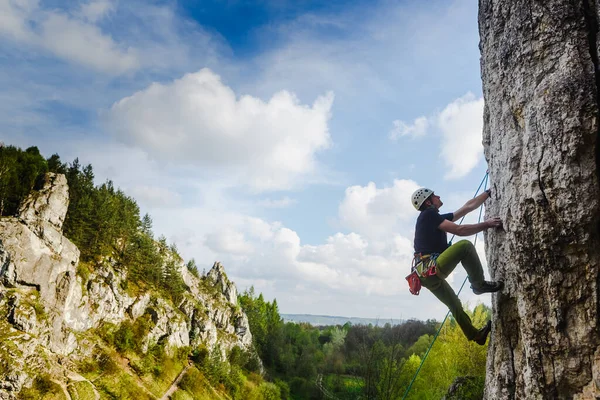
[[18, 173, 70, 254], [479, 1, 600, 399], [0, 173, 254, 397], [207, 262, 238, 305], [0, 173, 81, 354]]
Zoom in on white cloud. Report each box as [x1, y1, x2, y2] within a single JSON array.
[[78, 0, 115, 22], [0, 0, 34, 41], [40, 13, 138, 73], [387, 93, 484, 179], [128, 185, 181, 208], [438, 92, 484, 180], [204, 228, 254, 256], [389, 116, 429, 140], [108, 68, 334, 191], [0, 0, 139, 74], [338, 179, 420, 239], [257, 196, 297, 208]]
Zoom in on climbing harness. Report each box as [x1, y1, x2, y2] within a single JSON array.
[[406, 253, 439, 295], [401, 171, 489, 400]]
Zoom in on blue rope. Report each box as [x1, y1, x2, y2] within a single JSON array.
[[401, 171, 489, 400]]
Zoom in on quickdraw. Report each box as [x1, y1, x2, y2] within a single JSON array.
[[405, 253, 440, 296]]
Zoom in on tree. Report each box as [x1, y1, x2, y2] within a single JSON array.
[[480, 1, 600, 397], [0, 145, 47, 216], [46, 153, 66, 174], [141, 213, 153, 237]]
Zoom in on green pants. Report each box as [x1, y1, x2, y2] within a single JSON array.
[[419, 240, 485, 340]]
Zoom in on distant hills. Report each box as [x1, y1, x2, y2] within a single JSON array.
[[281, 314, 404, 327]]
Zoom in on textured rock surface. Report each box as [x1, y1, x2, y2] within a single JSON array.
[[479, 1, 600, 398], [18, 173, 70, 254], [207, 261, 238, 306], [0, 174, 254, 398]]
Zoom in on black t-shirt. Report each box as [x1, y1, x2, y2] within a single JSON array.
[[414, 208, 454, 254]]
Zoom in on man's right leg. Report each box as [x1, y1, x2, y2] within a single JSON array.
[[421, 276, 479, 340]]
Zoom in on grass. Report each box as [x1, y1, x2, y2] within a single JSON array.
[[95, 373, 154, 400], [67, 380, 96, 400], [18, 376, 66, 400], [177, 367, 230, 400]]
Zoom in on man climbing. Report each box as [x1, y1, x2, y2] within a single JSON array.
[[410, 187, 504, 345]]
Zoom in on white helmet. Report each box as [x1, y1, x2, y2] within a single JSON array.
[[411, 188, 433, 210]]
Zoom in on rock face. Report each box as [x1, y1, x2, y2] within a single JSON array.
[[0, 174, 254, 397], [479, 1, 600, 399]]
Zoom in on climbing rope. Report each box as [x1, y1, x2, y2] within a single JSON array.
[[401, 171, 489, 400]]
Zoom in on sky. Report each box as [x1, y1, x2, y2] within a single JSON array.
[[1, 0, 495, 322]]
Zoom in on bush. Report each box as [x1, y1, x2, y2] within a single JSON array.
[[19, 374, 61, 399], [191, 345, 209, 366], [179, 367, 206, 393], [114, 321, 135, 352], [274, 379, 291, 400], [97, 349, 119, 375], [258, 382, 281, 400]]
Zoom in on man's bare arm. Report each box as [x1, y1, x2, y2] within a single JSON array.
[[439, 217, 502, 237], [452, 190, 491, 221]]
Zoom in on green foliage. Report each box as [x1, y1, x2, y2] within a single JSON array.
[[0, 145, 48, 216], [179, 367, 207, 393], [186, 258, 200, 278], [18, 374, 63, 400], [63, 160, 141, 262], [240, 284, 489, 400], [67, 380, 96, 400], [400, 304, 492, 400], [114, 321, 136, 352], [96, 373, 153, 400], [0, 145, 191, 306]]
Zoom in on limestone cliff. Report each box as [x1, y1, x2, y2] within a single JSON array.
[[0, 173, 253, 398], [479, 1, 600, 398]]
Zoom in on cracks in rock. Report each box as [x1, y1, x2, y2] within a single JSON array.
[[582, 0, 600, 197], [15, 279, 40, 292], [507, 327, 517, 399], [581, 0, 600, 339], [537, 146, 550, 206]]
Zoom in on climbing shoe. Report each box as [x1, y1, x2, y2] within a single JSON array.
[[473, 320, 492, 345], [472, 280, 504, 295]]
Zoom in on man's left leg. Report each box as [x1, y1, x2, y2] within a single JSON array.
[[436, 240, 502, 294], [435, 240, 484, 287]]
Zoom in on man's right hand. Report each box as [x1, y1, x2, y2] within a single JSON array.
[[485, 217, 502, 229]]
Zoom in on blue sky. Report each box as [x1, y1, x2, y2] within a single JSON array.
[[1, 0, 494, 321]]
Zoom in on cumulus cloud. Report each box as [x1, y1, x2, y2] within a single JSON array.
[[40, 13, 138, 73], [205, 219, 413, 296], [388, 93, 484, 179], [204, 228, 254, 256], [0, 0, 138, 74], [108, 68, 334, 191], [338, 179, 420, 239], [438, 92, 484, 179], [389, 116, 429, 140]]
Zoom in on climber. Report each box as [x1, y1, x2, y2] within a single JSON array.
[[410, 187, 504, 345]]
